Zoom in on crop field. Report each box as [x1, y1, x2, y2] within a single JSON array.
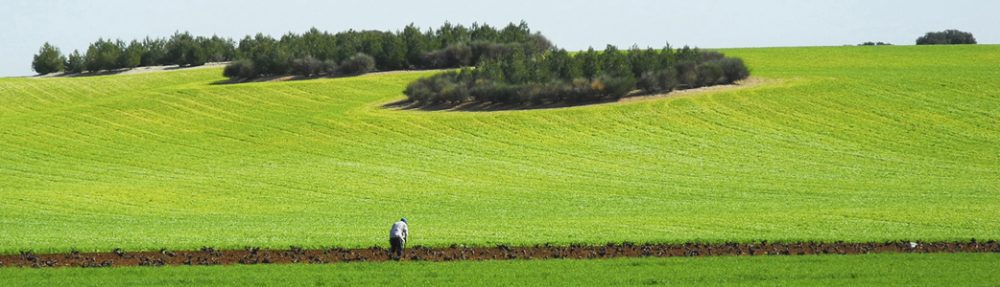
[[1, 45, 1000, 255], [3, 253, 999, 286]]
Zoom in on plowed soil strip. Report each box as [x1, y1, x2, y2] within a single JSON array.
[[3, 241, 998, 268]]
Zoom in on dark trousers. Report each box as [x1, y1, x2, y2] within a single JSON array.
[[390, 236, 405, 259]]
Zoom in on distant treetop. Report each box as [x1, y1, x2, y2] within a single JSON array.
[[916, 30, 976, 45], [858, 42, 892, 46]]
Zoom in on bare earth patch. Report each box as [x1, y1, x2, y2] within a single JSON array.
[[1, 240, 996, 268]]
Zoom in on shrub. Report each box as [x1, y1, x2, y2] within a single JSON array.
[[32, 42, 65, 75], [290, 56, 323, 77], [337, 53, 376, 76], [223, 60, 257, 79], [675, 62, 698, 88], [716, 58, 750, 84], [596, 74, 637, 100], [916, 30, 976, 45], [696, 61, 725, 87], [638, 68, 678, 93], [859, 42, 892, 46], [423, 44, 472, 68], [323, 59, 339, 75]]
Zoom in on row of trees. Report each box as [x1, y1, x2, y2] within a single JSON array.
[[916, 30, 976, 45], [32, 22, 548, 77], [31, 32, 236, 75], [222, 22, 551, 80], [404, 45, 750, 107]]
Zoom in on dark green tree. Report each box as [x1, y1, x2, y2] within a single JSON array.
[[165, 32, 207, 66], [545, 49, 580, 81], [201, 35, 236, 62], [32, 42, 65, 75], [470, 22, 499, 42], [916, 29, 977, 45], [402, 24, 430, 67], [83, 39, 123, 72], [599, 45, 632, 78], [119, 40, 144, 69], [380, 32, 407, 70], [140, 37, 167, 66], [578, 47, 600, 80], [64, 49, 85, 73]]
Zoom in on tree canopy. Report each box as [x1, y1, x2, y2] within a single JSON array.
[[917, 30, 977, 45], [31, 42, 65, 75]]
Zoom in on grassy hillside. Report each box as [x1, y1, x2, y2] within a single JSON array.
[[4, 253, 999, 286], [1, 45, 999, 253]]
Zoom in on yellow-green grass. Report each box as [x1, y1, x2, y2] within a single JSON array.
[[1, 45, 999, 254], [2, 253, 998, 286]]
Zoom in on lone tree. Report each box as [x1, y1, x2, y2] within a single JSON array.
[[32, 42, 66, 75], [916, 30, 977, 45]]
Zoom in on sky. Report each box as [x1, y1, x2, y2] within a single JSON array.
[[1, 0, 998, 77]]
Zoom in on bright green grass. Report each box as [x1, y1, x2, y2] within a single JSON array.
[[1, 45, 999, 254], [2, 253, 998, 286]]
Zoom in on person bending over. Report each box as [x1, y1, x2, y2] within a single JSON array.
[[389, 217, 408, 260]]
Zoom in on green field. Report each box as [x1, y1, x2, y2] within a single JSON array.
[[3, 253, 998, 286], [1, 45, 999, 254]]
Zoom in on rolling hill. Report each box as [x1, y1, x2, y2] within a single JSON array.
[[1, 45, 998, 254]]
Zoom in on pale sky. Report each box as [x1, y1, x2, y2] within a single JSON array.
[[1, 0, 998, 77]]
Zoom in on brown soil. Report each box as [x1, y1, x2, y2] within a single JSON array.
[[1, 241, 997, 268]]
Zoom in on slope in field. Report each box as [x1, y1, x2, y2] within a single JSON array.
[[0, 45, 999, 253]]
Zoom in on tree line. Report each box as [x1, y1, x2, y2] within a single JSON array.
[[223, 22, 551, 80], [404, 45, 750, 108], [31, 22, 550, 78], [32, 32, 236, 75]]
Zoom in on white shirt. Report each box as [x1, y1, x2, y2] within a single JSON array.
[[390, 221, 408, 241]]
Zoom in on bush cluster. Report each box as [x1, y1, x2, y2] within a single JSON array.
[[858, 42, 892, 46], [222, 22, 550, 80], [916, 30, 977, 45], [404, 45, 750, 107], [30, 32, 236, 75]]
